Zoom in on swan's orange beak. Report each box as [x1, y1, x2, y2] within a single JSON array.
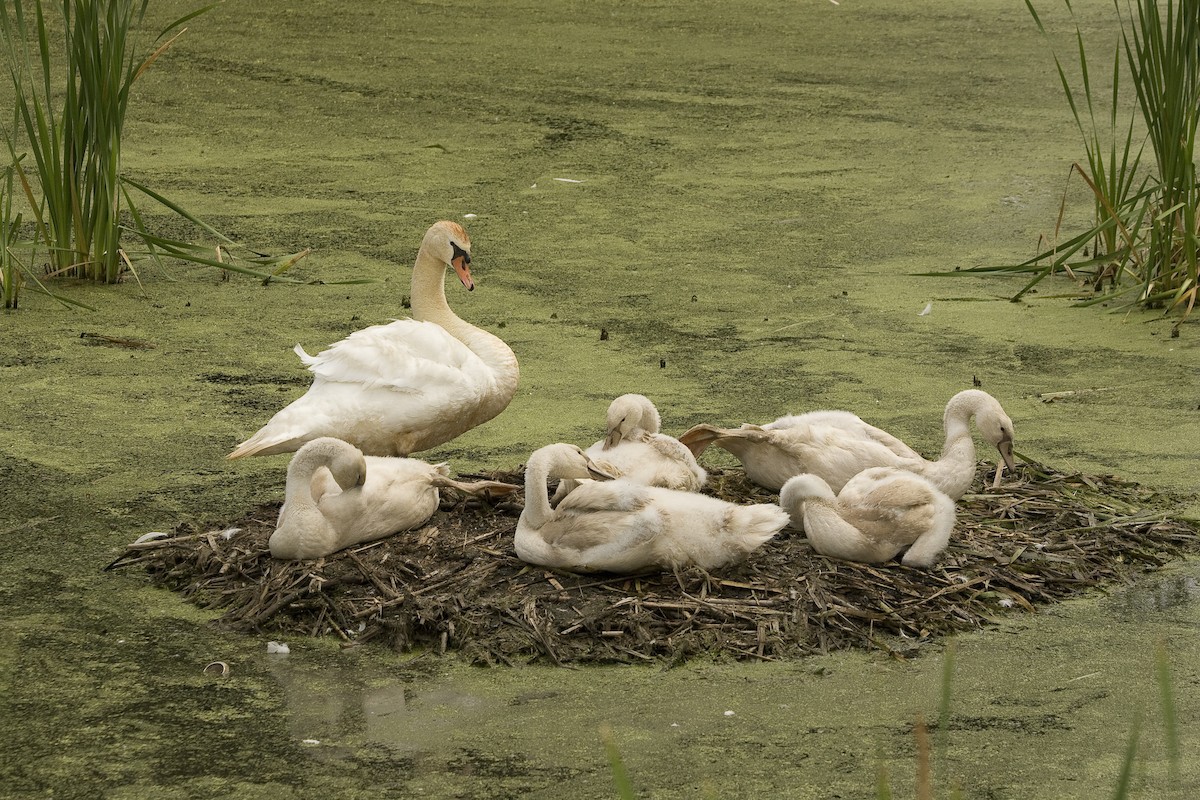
[[452, 255, 474, 291]]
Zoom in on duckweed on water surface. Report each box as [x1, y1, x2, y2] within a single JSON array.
[[2, 0, 1200, 797]]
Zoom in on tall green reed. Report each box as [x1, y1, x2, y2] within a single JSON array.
[[926, 0, 1200, 323], [600, 725, 638, 800], [1123, 0, 1200, 316], [1, 163, 21, 308], [0, 0, 312, 309], [1, 159, 90, 309]]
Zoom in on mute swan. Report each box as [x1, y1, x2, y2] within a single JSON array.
[[517, 443, 788, 574], [550, 394, 707, 505], [229, 221, 519, 459], [678, 389, 1016, 500], [270, 437, 520, 560], [779, 468, 956, 567]]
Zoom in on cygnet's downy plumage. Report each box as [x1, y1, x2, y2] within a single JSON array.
[[779, 467, 956, 567], [551, 394, 706, 505], [517, 443, 786, 574], [270, 436, 519, 560]]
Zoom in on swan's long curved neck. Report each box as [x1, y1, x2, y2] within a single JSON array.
[[922, 400, 978, 495], [409, 249, 519, 389], [805, 499, 857, 535], [522, 457, 555, 530], [411, 250, 466, 331], [283, 449, 331, 510], [938, 416, 975, 464]]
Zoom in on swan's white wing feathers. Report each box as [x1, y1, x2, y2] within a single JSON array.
[[839, 468, 939, 546], [297, 319, 494, 394], [769, 412, 921, 460]]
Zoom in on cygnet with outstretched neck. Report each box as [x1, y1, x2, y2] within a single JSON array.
[[679, 389, 1015, 499]]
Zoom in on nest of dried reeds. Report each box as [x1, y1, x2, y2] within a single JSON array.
[[105, 461, 1200, 665]]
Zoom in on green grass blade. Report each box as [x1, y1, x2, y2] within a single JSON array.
[[1155, 642, 1180, 785], [1022, 0, 1046, 35], [937, 640, 955, 749], [1110, 714, 1142, 800], [600, 726, 637, 800], [875, 765, 893, 800]]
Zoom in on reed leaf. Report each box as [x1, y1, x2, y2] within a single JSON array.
[[874, 765, 893, 800], [1, 163, 22, 308], [1, 0, 311, 310], [1, 160, 91, 310], [936, 640, 955, 761], [1110, 714, 1142, 800], [927, 0, 1200, 322]]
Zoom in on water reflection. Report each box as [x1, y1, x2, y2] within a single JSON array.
[[1102, 564, 1200, 620], [252, 559, 1200, 794], [263, 654, 491, 759]]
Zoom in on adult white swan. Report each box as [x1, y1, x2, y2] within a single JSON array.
[[679, 390, 1015, 500], [228, 221, 519, 459]]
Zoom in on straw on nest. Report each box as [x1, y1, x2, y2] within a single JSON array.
[[106, 461, 1200, 665]]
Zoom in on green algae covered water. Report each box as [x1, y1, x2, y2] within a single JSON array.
[[2, 0, 1199, 796]]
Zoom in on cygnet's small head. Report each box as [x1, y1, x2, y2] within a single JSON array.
[[603, 393, 662, 448], [979, 411, 1015, 470], [423, 220, 474, 291], [326, 447, 367, 491], [529, 443, 617, 481], [290, 438, 364, 501], [967, 393, 1016, 471]]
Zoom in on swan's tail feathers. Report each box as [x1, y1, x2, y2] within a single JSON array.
[[431, 475, 523, 500], [677, 424, 727, 456], [728, 504, 790, 554], [293, 343, 318, 366], [226, 431, 307, 460], [678, 423, 769, 457]]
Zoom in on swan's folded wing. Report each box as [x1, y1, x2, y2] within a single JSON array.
[[538, 510, 655, 550], [839, 501, 897, 539], [642, 433, 696, 463], [296, 319, 494, 393], [555, 480, 652, 514], [855, 423, 922, 459], [842, 480, 934, 541]]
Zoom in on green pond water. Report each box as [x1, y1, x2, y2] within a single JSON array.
[[2, 0, 1199, 796]]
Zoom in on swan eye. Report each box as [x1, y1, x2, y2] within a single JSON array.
[[451, 242, 471, 265]]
